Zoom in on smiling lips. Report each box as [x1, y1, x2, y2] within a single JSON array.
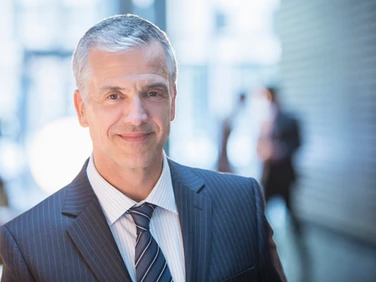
[[118, 132, 152, 142]]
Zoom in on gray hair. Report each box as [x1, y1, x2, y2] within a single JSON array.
[[72, 14, 178, 99]]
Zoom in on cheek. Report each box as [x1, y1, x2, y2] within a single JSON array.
[[153, 105, 173, 125], [87, 105, 122, 132]]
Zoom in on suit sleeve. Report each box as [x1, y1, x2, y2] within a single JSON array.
[[0, 225, 35, 282], [252, 178, 287, 282]]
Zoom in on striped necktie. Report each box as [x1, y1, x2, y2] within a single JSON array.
[[128, 203, 173, 282]]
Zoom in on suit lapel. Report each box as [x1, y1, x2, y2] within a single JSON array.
[[168, 159, 212, 282], [62, 163, 132, 282]]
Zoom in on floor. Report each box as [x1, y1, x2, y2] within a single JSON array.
[[267, 199, 376, 282]]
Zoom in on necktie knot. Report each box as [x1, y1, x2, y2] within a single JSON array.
[[129, 203, 156, 234]]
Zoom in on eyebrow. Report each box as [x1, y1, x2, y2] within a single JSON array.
[[144, 82, 169, 91], [99, 85, 128, 93], [99, 83, 169, 94]]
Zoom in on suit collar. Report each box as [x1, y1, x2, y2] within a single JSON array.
[[62, 161, 131, 282], [167, 158, 205, 193], [62, 160, 94, 216], [168, 159, 212, 282]]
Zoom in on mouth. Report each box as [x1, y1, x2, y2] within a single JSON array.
[[118, 132, 152, 143]]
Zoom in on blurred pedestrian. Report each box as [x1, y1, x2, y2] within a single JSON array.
[[217, 91, 247, 173], [0, 178, 8, 208], [257, 86, 311, 281], [257, 86, 301, 223], [0, 120, 9, 209]]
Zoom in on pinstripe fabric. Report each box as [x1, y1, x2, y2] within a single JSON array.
[[0, 158, 286, 282]]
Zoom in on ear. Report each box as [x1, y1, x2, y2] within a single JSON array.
[[74, 90, 89, 127], [170, 84, 177, 121]]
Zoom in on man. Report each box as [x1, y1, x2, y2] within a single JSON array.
[[257, 86, 308, 281], [257, 86, 301, 231], [217, 91, 247, 173], [0, 14, 286, 282], [257, 87, 307, 247]]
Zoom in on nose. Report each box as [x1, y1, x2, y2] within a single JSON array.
[[124, 96, 147, 126]]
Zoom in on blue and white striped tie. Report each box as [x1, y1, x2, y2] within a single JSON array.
[[129, 203, 173, 282]]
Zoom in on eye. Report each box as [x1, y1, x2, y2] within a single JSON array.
[[108, 93, 120, 100], [147, 91, 159, 97]]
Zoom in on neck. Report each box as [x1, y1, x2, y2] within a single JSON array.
[[93, 156, 163, 202]]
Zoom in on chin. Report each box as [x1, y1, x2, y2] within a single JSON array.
[[118, 151, 160, 169]]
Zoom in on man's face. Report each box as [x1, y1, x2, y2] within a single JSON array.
[[74, 41, 176, 172]]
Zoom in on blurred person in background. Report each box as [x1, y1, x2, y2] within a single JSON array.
[[0, 178, 8, 214], [217, 91, 247, 173], [0, 173, 8, 211], [0, 120, 8, 266], [0, 120, 9, 213], [257, 86, 311, 281], [257, 86, 301, 229], [0, 172, 8, 267], [0, 14, 286, 282], [0, 179, 7, 207], [0, 173, 5, 266]]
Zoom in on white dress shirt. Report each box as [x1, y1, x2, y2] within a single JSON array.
[[87, 153, 185, 282]]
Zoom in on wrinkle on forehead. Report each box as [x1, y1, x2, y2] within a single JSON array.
[[89, 41, 169, 79]]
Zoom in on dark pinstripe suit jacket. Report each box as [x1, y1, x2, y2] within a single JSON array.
[[0, 159, 286, 282]]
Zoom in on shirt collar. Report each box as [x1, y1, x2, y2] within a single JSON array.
[[87, 152, 177, 226]]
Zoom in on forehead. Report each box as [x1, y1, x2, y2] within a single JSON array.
[[88, 41, 169, 82]]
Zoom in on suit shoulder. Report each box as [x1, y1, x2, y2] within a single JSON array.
[[194, 166, 256, 184], [189, 163, 258, 184], [3, 186, 68, 231], [168, 159, 260, 194]]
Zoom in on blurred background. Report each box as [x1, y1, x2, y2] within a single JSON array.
[[0, 0, 375, 281]]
